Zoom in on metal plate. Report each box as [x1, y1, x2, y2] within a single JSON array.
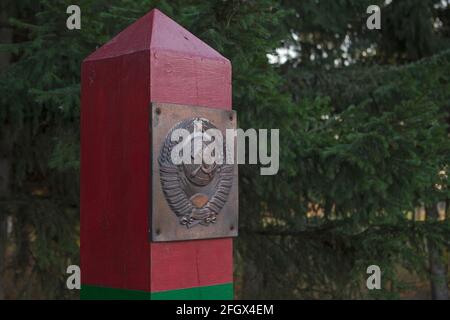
[[151, 102, 238, 242]]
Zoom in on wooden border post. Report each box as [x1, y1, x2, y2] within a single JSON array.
[[80, 9, 233, 299]]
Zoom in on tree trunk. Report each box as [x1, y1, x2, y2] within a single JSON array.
[[426, 204, 449, 300], [0, 9, 12, 72], [0, 159, 10, 300], [0, 215, 6, 300], [241, 256, 264, 299], [0, 5, 13, 300], [0, 158, 11, 300]]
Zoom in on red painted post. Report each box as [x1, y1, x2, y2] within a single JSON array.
[[80, 9, 233, 299]]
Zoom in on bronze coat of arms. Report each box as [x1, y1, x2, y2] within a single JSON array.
[[151, 103, 238, 242]]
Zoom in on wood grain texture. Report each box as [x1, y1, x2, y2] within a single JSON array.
[[151, 51, 231, 109], [81, 52, 151, 291], [81, 9, 233, 295]]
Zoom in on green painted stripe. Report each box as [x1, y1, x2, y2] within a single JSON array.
[[81, 283, 233, 300], [151, 283, 233, 300]]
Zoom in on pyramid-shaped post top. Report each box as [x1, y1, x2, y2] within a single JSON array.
[[85, 9, 228, 62]]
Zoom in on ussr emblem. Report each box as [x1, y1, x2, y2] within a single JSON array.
[[151, 103, 238, 242], [158, 118, 233, 228]]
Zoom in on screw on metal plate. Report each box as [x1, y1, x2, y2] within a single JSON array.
[[153, 105, 161, 128]]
